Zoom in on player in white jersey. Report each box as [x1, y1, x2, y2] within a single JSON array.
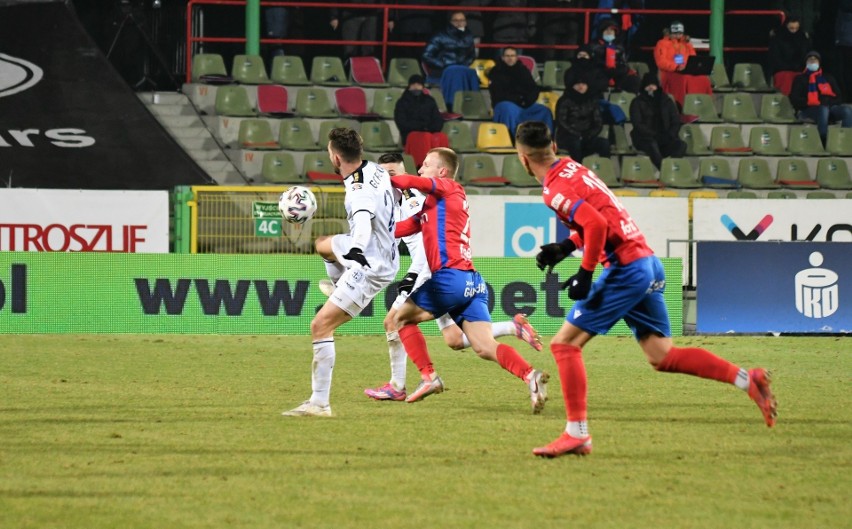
[[361, 153, 544, 402], [283, 128, 399, 417]]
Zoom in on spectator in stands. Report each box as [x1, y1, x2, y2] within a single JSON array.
[[563, 44, 608, 99], [330, 1, 380, 59], [554, 74, 611, 161], [767, 14, 812, 95], [591, 1, 645, 57], [789, 51, 852, 143], [264, 7, 289, 60], [488, 46, 554, 136], [422, 11, 480, 111], [653, 20, 712, 107], [389, 0, 435, 59], [588, 18, 639, 93], [394, 74, 445, 144], [629, 73, 686, 169], [537, 0, 587, 62], [458, 0, 487, 51], [490, 0, 535, 55]]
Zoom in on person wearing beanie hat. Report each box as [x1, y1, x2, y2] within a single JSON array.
[[653, 19, 713, 106], [789, 50, 852, 142], [393, 72, 445, 154], [767, 14, 812, 95], [629, 73, 686, 169], [587, 18, 640, 93], [554, 73, 611, 161], [563, 44, 609, 99], [488, 46, 554, 137]]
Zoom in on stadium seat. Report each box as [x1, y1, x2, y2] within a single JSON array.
[[766, 190, 797, 199], [721, 93, 762, 124], [582, 155, 622, 188], [470, 59, 496, 88], [649, 189, 679, 197], [608, 92, 635, 123], [360, 121, 399, 152], [627, 61, 649, 80], [620, 155, 660, 187], [303, 152, 342, 184], [748, 125, 789, 156], [698, 157, 740, 188], [476, 123, 516, 153], [256, 85, 293, 117], [237, 119, 278, 149], [387, 58, 423, 88], [428, 89, 462, 120], [214, 85, 256, 116], [710, 63, 735, 92], [460, 154, 508, 186], [402, 153, 417, 173], [806, 190, 837, 199], [660, 158, 701, 188], [710, 125, 752, 155], [310, 56, 351, 86], [613, 189, 639, 197], [737, 158, 780, 189], [826, 127, 852, 156], [518, 55, 540, 83], [776, 158, 817, 189], [816, 158, 852, 189], [348, 56, 388, 87], [334, 87, 380, 120], [731, 63, 773, 92], [270, 55, 310, 86], [501, 155, 539, 187], [727, 190, 759, 198], [317, 119, 359, 144], [442, 121, 478, 153], [278, 118, 320, 151], [536, 91, 559, 117], [452, 91, 491, 120], [231, 54, 271, 84], [788, 125, 829, 156], [687, 190, 719, 219], [682, 94, 722, 123], [542, 60, 571, 89], [294, 87, 338, 118], [679, 124, 712, 155], [609, 124, 635, 155], [261, 152, 302, 184], [191, 53, 229, 83], [371, 88, 403, 119], [759, 93, 798, 124]]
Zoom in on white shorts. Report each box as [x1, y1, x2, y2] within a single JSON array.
[[329, 234, 397, 317]]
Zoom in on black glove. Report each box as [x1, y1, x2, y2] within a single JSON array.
[[561, 267, 594, 301], [343, 247, 370, 268], [397, 272, 418, 296], [536, 239, 577, 273]]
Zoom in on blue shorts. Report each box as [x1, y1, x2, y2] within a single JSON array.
[[567, 255, 671, 339], [410, 268, 491, 325]]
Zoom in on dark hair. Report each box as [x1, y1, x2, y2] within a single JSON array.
[[502, 46, 518, 56], [328, 127, 363, 162], [377, 152, 404, 165], [515, 121, 553, 149]]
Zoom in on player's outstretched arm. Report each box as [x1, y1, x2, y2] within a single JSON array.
[[391, 175, 436, 194]]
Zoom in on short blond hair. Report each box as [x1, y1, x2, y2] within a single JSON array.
[[428, 147, 459, 179]]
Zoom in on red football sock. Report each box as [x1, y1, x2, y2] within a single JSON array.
[[551, 343, 587, 422], [495, 343, 533, 381], [656, 346, 740, 384], [399, 324, 434, 378]]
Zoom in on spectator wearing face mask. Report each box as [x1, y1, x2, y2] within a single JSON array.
[[767, 14, 812, 95], [587, 18, 639, 93], [422, 11, 480, 111], [394, 74, 448, 166], [653, 20, 712, 107], [629, 73, 686, 169], [789, 51, 852, 143]]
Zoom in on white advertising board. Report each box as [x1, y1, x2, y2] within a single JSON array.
[[0, 189, 170, 253]]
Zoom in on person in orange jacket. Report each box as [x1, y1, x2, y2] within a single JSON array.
[[653, 20, 711, 107]]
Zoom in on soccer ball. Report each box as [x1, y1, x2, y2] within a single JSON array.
[[278, 186, 318, 224]]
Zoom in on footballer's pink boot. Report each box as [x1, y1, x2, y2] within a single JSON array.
[[748, 368, 777, 427], [364, 383, 406, 401], [513, 313, 543, 351], [533, 433, 592, 458]]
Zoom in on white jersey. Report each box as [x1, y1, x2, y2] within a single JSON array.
[[394, 187, 429, 283], [343, 160, 399, 280]]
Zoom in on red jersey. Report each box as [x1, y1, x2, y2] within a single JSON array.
[[391, 175, 474, 273], [543, 157, 653, 270]]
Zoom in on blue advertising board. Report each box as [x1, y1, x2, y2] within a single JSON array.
[[697, 242, 852, 333]]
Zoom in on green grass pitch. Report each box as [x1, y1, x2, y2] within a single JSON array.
[[1, 334, 849, 528]]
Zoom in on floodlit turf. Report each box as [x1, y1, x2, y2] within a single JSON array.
[[1, 334, 849, 529]]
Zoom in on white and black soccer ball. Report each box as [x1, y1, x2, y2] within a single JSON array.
[[278, 186, 318, 224]]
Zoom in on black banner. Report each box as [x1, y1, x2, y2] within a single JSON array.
[[0, 2, 211, 190]]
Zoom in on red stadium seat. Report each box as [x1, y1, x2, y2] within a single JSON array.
[[348, 57, 388, 87], [256, 85, 293, 117], [334, 87, 380, 121]]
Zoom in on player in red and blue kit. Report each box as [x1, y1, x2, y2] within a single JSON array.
[[390, 147, 550, 413], [514, 121, 777, 457]]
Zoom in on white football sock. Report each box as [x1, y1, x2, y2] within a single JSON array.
[[566, 421, 589, 438], [492, 321, 515, 338], [734, 368, 750, 391], [386, 330, 407, 391], [324, 259, 345, 284], [310, 337, 335, 407]]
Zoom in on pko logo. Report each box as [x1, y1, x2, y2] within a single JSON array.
[[504, 203, 569, 257], [795, 251, 839, 319], [0, 53, 43, 98]]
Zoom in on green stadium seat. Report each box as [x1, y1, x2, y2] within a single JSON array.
[[627, 61, 649, 80], [359, 121, 399, 152], [542, 60, 571, 89], [214, 85, 256, 116], [682, 94, 722, 123], [452, 91, 491, 120], [294, 87, 339, 118], [766, 190, 797, 199], [387, 58, 423, 88], [231, 54, 271, 84], [710, 125, 752, 155], [679, 124, 712, 155], [737, 158, 780, 189], [303, 152, 342, 184], [310, 56, 351, 86], [721, 93, 762, 124], [610, 124, 635, 155], [371, 88, 403, 119], [732, 63, 773, 92], [317, 119, 359, 144], [501, 155, 539, 187], [582, 155, 622, 188], [278, 118, 319, 151], [442, 121, 477, 153], [270, 55, 310, 86], [698, 157, 739, 188], [710, 63, 735, 92], [402, 153, 417, 174], [748, 125, 789, 156], [620, 155, 660, 187], [660, 158, 701, 188], [826, 126, 852, 156], [238, 119, 278, 149], [806, 191, 837, 199], [759, 93, 798, 124], [816, 158, 852, 189], [261, 152, 302, 184], [608, 91, 635, 123], [788, 125, 829, 156], [460, 154, 507, 186], [191, 53, 228, 82], [727, 190, 759, 198], [776, 158, 817, 189]]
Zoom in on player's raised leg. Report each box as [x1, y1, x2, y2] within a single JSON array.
[[437, 313, 543, 351]]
